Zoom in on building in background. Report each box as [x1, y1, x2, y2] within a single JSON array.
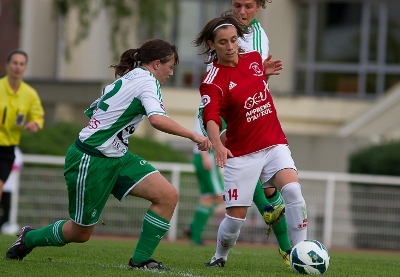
[[1, 0, 400, 172]]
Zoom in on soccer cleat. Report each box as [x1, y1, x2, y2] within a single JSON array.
[[205, 256, 226, 267], [183, 225, 191, 238], [184, 225, 206, 246], [279, 248, 291, 268], [263, 204, 285, 225], [128, 258, 170, 270], [263, 204, 285, 238], [6, 226, 35, 260]]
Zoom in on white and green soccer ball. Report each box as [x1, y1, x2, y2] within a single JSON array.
[[290, 239, 330, 275]]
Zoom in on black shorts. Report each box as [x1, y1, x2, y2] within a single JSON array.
[[0, 146, 16, 183]]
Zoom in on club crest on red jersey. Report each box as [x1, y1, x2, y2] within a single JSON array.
[[249, 62, 263, 76]]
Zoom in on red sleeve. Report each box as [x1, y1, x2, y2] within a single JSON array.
[[199, 82, 222, 131]]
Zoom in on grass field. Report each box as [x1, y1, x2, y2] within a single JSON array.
[[1, 234, 400, 277]]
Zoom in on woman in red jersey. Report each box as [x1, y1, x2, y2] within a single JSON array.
[[194, 12, 308, 267]]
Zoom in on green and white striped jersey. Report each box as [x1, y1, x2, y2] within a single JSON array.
[[79, 67, 167, 157], [241, 18, 269, 61]]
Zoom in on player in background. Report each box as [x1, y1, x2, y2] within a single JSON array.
[[0, 50, 44, 202], [183, 111, 225, 245], [194, 12, 307, 268], [6, 39, 212, 270], [0, 147, 22, 233], [230, 0, 293, 266]]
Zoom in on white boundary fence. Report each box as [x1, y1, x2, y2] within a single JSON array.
[[9, 154, 400, 250]]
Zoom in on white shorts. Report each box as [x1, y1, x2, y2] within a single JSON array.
[[223, 144, 297, 208]]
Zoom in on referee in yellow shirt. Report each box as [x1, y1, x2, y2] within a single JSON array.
[[0, 50, 44, 201]]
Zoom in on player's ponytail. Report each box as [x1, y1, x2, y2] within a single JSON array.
[[110, 39, 179, 78]]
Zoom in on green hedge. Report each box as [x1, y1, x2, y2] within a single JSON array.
[[348, 140, 400, 249], [348, 140, 400, 175], [19, 122, 189, 163]]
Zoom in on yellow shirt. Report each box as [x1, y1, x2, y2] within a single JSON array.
[[0, 76, 44, 146]]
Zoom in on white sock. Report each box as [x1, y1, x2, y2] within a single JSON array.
[[281, 182, 308, 246], [214, 214, 245, 260]]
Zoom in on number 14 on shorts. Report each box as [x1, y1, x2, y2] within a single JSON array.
[[226, 189, 238, 201]]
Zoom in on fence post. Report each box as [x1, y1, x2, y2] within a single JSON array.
[[323, 175, 336, 248], [9, 170, 20, 229]]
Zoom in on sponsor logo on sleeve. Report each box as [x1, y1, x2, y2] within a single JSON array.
[[200, 95, 211, 108]]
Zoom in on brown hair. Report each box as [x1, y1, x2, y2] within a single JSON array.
[[231, 0, 272, 9], [110, 38, 179, 78], [6, 49, 28, 63], [193, 11, 249, 64], [255, 0, 272, 9]]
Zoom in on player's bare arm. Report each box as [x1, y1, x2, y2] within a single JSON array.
[[206, 120, 233, 167], [149, 114, 211, 151]]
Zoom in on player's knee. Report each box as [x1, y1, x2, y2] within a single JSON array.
[[157, 185, 178, 209], [66, 222, 93, 243], [168, 186, 179, 206], [72, 230, 92, 243], [281, 182, 304, 204], [75, 235, 90, 243]]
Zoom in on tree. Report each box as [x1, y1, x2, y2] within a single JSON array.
[[53, 0, 179, 61]]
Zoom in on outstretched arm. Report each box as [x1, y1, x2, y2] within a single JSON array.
[[148, 114, 212, 151]]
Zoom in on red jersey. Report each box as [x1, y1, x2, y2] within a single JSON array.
[[200, 50, 288, 157]]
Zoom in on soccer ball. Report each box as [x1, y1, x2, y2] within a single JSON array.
[[290, 239, 330, 275]]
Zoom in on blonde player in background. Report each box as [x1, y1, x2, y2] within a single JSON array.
[[184, 112, 225, 245]]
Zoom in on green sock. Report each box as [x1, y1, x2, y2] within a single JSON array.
[[252, 180, 270, 214], [190, 204, 213, 243], [267, 190, 292, 251], [271, 215, 292, 251], [25, 220, 68, 249], [267, 189, 284, 207], [253, 184, 292, 252], [132, 209, 170, 264]]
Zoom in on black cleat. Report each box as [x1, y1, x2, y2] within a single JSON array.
[[205, 256, 226, 267], [128, 258, 170, 270], [183, 225, 191, 238], [6, 226, 35, 260], [184, 225, 206, 246]]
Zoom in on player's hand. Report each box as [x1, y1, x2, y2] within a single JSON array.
[[194, 135, 212, 152], [24, 122, 40, 133], [213, 144, 233, 168], [263, 53, 283, 76]]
